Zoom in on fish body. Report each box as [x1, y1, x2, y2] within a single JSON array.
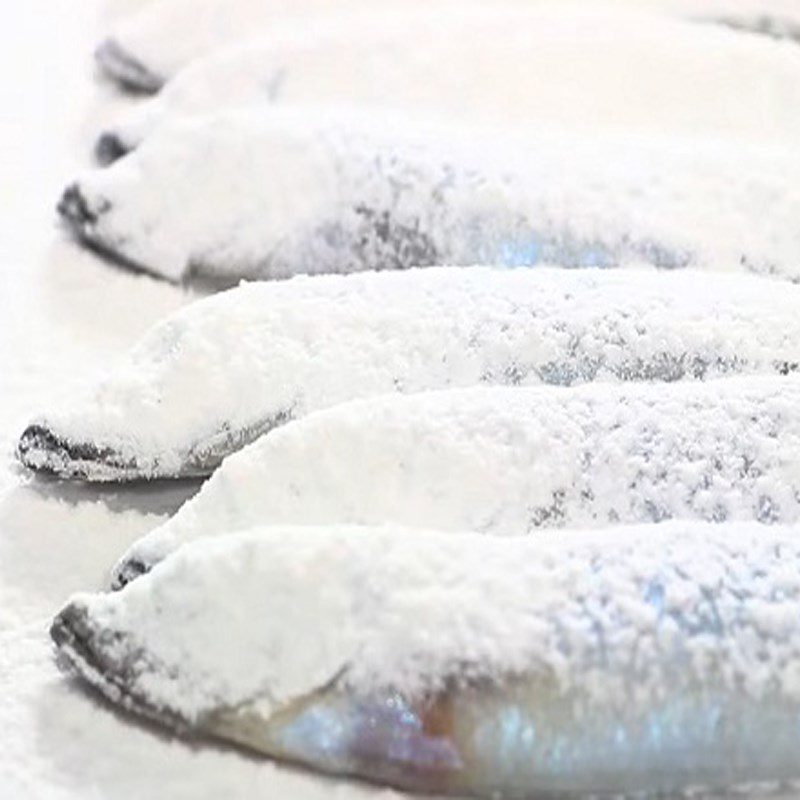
[[96, 0, 800, 91], [60, 107, 800, 284], [111, 375, 800, 587], [96, 5, 800, 161], [96, 0, 485, 91], [18, 267, 800, 482], [53, 522, 800, 795]]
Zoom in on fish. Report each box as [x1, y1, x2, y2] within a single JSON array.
[[52, 521, 800, 796], [95, 37, 164, 94], [94, 0, 490, 92], [96, 4, 800, 163], [95, 0, 800, 92], [109, 375, 800, 588], [17, 267, 800, 483], [58, 106, 800, 285]]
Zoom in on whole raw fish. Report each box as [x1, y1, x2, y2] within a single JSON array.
[[96, 0, 800, 91], [18, 267, 800, 481], [110, 376, 800, 587], [59, 107, 800, 284], [52, 522, 800, 796]]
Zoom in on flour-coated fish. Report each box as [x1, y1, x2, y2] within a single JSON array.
[[95, 4, 800, 162], [96, 0, 800, 91], [53, 522, 800, 796], [18, 267, 800, 482], [59, 107, 800, 284], [110, 376, 800, 587]]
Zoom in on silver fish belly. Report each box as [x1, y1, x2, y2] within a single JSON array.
[[52, 523, 800, 796], [213, 680, 800, 796]]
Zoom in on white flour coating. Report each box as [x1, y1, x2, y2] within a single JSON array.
[[113, 376, 800, 585], [8, 0, 800, 797], [60, 522, 800, 724], [100, 0, 154, 21], [98, 0, 800, 89], [98, 5, 800, 159], [96, 0, 477, 90], [20, 267, 800, 481], [61, 106, 800, 284]]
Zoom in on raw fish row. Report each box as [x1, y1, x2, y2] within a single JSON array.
[[40, 3, 800, 797]]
